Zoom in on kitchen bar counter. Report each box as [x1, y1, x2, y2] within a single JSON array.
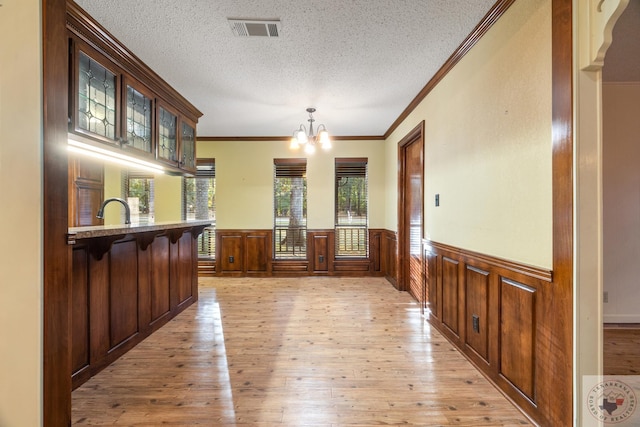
[[68, 219, 212, 241], [69, 219, 211, 389]]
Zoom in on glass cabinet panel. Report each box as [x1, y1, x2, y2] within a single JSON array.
[[78, 51, 117, 140], [125, 83, 153, 154], [158, 106, 177, 163], [181, 122, 196, 171]]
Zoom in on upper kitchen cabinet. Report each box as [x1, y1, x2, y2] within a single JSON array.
[[122, 76, 155, 159], [71, 42, 120, 146], [156, 101, 179, 167], [66, 1, 202, 175], [180, 119, 197, 174]]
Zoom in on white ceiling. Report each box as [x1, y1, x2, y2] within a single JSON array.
[[73, 0, 497, 138]]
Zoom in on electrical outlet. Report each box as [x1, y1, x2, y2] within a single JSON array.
[[435, 194, 440, 207], [229, 255, 234, 263], [604, 291, 608, 303], [472, 314, 480, 333]]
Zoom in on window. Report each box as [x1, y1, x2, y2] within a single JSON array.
[[183, 159, 216, 259], [274, 158, 307, 259], [124, 171, 154, 224], [335, 158, 368, 257]]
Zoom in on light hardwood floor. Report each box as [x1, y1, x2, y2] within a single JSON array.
[[604, 326, 640, 376], [72, 277, 532, 426]]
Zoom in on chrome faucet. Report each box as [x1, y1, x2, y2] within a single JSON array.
[[96, 198, 131, 224]]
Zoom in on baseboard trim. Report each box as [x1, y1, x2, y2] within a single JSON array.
[[604, 315, 640, 324]]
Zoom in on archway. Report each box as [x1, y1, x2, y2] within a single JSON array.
[[574, 0, 630, 423]]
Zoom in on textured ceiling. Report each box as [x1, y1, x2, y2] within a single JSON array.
[[603, 0, 640, 82], [73, 0, 496, 138]]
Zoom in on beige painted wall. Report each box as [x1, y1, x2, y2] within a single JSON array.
[[603, 82, 640, 322], [197, 139, 385, 230], [385, 0, 553, 269], [154, 173, 184, 222], [0, 0, 43, 425]]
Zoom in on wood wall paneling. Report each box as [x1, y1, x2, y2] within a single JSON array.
[[190, 232, 200, 301], [500, 278, 536, 401], [312, 234, 329, 272], [71, 247, 89, 379], [333, 260, 371, 273], [109, 240, 139, 349], [465, 266, 490, 362], [217, 230, 271, 275], [425, 240, 552, 423], [441, 256, 460, 336], [198, 259, 216, 276], [307, 230, 333, 274], [44, 0, 71, 420], [137, 238, 151, 333], [213, 229, 396, 278], [382, 230, 398, 285], [71, 228, 201, 390], [369, 229, 382, 272], [246, 232, 270, 274], [176, 232, 194, 305], [218, 233, 244, 273], [426, 250, 438, 319], [89, 249, 110, 363], [150, 236, 170, 323], [271, 260, 310, 273], [545, 0, 573, 425]]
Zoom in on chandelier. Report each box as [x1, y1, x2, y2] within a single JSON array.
[[289, 107, 331, 154]]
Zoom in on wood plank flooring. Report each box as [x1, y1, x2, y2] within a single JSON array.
[[72, 277, 532, 426], [604, 326, 640, 375]]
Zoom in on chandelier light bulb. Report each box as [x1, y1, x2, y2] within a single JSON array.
[[289, 107, 330, 155], [318, 130, 331, 148], [304, 142, 315, 154], [296, 128, 308, 144]]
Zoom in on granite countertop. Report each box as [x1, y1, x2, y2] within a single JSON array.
[[68, 219, 213, 241]]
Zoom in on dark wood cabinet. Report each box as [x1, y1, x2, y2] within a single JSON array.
[[122, 76, 155, 159], [156, 102, 179, 167], [68, 156, 104, 227], [179, 119, 197, 174], [70, 41, 120, 147], [67, 2, 202, 176]]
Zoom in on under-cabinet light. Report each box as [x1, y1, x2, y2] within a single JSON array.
[[67, 138, 165, 174]]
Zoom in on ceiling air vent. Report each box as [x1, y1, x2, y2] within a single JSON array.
[[228, 19, 281, 38]]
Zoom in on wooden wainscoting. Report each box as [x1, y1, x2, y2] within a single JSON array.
[[380, 229, 398, 285], [307, 230, 334, 274], [214, 229, 396, 279], [198, 259, 216, 276], [423, 240, 552, 425], [216, 230, 272, 276]]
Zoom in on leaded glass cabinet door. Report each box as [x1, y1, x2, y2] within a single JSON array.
[[123, 77, 154, 157], [76, 48, 118, 144], [157, 103, 178, 165], [180, 120, 197, 173]]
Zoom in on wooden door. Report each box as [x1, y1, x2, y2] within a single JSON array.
[[398, 122, 424, 301]]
